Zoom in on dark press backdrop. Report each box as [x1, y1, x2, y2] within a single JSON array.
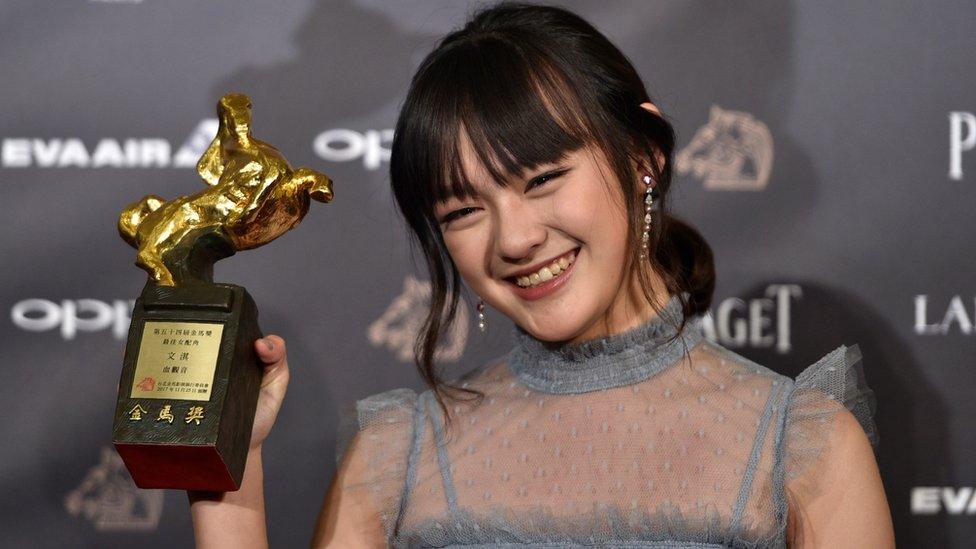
[[1, 1, 973, 547]]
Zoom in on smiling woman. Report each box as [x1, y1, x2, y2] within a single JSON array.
[[387, 4, 713, 413], [186, 2, 894, 548]]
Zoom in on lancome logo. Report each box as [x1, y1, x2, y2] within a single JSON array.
[[914, 294, 976, 335]]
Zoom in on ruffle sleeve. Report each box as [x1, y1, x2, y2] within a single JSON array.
[[334, 387, 420, 538], [781, 344, 879, 496]]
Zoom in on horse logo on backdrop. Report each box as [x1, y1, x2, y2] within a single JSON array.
[[64, 447, 163, 531], [676, 105, 774, 191], [368, 275, 468, 362]]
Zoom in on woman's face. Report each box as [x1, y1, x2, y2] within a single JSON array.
[[434, 124, 665, 345]]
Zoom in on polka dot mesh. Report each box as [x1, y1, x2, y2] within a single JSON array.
[[336, 331, 877, 548]]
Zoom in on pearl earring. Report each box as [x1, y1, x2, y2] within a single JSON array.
[[476, 299, 486, 332], [639, 174, 659, 261]]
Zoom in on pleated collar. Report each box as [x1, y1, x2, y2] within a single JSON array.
[[507, 292, 705, 394]]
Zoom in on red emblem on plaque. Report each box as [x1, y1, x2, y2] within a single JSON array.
[[135, 377, 156, 392]]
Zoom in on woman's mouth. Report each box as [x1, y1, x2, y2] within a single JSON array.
[[504, 247, 579, 301]]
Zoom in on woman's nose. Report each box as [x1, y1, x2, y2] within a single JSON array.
[[494, 200, 547, 262]]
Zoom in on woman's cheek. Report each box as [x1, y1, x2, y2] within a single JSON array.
[[446, 232, 488, 287]]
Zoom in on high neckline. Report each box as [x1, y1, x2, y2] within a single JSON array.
[[506, 291, 705, 394]]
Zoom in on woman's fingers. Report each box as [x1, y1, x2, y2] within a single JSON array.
[[248, 334, 290, 450], [255, 334, 287, 365]]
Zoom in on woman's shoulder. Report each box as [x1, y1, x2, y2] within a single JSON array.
[[779, 342, 880, 483], [690, 338, 879, 450], [693, 338, 876, 403]]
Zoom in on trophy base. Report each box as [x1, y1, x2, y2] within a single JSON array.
[[112, 281, 263, 491]]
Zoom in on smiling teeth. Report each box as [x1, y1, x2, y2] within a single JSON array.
[[515, 251, 576, 288]]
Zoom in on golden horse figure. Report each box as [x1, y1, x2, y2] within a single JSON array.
[[117, 93, 333, 286]]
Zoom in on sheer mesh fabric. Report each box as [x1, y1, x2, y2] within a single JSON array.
[[336, 300, 878, 548]]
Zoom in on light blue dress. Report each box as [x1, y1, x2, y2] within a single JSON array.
[[336, 292, 879, 548]]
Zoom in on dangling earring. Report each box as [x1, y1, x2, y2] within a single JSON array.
[[639, 174, 658, 261], [476, 299, 486, 332]]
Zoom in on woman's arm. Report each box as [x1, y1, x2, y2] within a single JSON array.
[[787, 409, 895, 548], [310, 433, 388, 548], [186, 335, 290, 549], [188, 447, 268, 548]]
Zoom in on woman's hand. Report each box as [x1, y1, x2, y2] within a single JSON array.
[[250, 335, 290, 451]]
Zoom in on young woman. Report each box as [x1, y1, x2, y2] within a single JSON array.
[[189, 2, 894, 547]]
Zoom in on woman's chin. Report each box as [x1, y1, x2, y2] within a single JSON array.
[[516, 315, 589, 344]]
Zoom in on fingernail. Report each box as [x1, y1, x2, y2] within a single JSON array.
[[261, 338, 274, 351]]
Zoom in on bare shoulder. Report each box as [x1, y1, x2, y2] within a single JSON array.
[[786, 407, 895, 548]]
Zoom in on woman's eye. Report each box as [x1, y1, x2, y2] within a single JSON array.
[[441, 207, 478, 224], [527, 168, 569, 191]]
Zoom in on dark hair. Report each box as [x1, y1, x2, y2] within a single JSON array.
[[389, 1, 715, 416]]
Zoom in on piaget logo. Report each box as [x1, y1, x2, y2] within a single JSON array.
[[676, 105, 774, 191], [949, 111, 975, 180], [0, 119, 216, 169], [698, 284, 801, 354]]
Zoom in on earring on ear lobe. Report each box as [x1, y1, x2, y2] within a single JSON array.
[[639, 174, 659, 261], [476, 299, 487, 332]]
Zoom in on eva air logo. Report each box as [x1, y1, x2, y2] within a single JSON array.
[[0, 119, 217, 168]]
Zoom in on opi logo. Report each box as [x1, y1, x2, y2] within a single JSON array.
[[367, 275, 468, 362], [312, 128, 393, 171], [10, 298, 134, 340], [64, 447, 163, 531], [676, 105, 774, 191]]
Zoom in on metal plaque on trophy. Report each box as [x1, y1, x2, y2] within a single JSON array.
[[111, 93, 333, 491]]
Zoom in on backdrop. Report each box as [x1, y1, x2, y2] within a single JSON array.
[[2, 1, 973, 547]]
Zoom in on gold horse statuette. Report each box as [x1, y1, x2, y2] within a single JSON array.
[[118, 93, 334, 286]]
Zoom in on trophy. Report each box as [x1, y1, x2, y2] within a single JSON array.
[[112, 93, 333, 491]]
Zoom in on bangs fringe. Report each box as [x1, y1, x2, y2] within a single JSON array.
[[414, 35, 593, 215]]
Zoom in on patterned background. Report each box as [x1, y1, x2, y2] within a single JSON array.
[[1, 1, 974, 547]]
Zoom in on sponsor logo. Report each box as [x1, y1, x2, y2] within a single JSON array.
[[949, 111, 975, 180], [699, 284, 801, 353], [0, 119, 216, 169], [367, 275, 468, 361], [312, 128, 392, 171], [911, 487, 976, 515], [64, 447, 163, 531], [914, 294, 975, 335], [676, 105, 774, 191], [10, 298, 133, 339]]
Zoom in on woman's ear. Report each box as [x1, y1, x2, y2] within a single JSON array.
[[639, 101, 662, 117], [637, 102, 666, 177]]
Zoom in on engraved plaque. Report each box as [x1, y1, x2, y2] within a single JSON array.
[[129, 321, 224, 401], [113, 93, 334, 491]]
